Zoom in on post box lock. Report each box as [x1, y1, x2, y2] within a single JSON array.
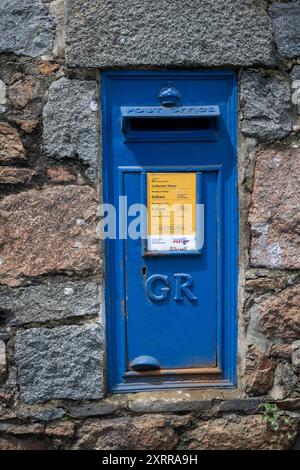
[[102, 71, 238, 392]]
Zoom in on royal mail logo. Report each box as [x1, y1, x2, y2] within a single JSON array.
[[172, 238, 190, 245]]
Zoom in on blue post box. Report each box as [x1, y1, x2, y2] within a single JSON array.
[[102, 71, 238, 392]]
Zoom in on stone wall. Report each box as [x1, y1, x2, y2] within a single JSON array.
[[0, 0, 299, 450]]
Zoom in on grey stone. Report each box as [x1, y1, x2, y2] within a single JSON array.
[[17, 405, 65, 422], [14, 325, 104, 404], [240, 71, 292, 142], [43, 78, 99, 185], [44, 0, 66, 58], [0, 280, 100, 325], [291, 65, 300, 115], [290, 65, 300, 82], [128, 398, 212, 414], [270, 2, 300, 59], [217, 399, 261, 413], [0, 340, 6, 383], [31, 408, 65, 422], [66, 0, 274, 68], [0, 80, 6, 106], [0, 0, 55, 58], [0, 333, 9, 343], [270, 363, 298, 400], [69, 402, 114, 418]]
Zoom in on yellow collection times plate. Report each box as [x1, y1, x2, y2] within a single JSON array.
[[147, 172, 196, 251]]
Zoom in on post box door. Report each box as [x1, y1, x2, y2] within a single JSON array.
[[102, 70, 238, 392], [125, 170, 218, 370]]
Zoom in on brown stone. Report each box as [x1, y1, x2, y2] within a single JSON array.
[[74, 415, 186, 450], [245, 277, 286, 291], [46, 166, 76, 183], [45, 421, 75, 438], [16, 119, 39, 134], [8, 76, 36, 109], [38, 61, 60, 76], [260, 285, 300, 339], [0, 391, 13, 403], [183, 415, 297, 450], [270, 344, 297, 361], [130, 415, 183, 450], [0, 167, 36, 185], [0, 122, 26, 162], [249, 149, 300, 269], [0, 422, 44, 435], [75, 417, 131, 450], [245, 345, 275, 395], [0, 436, 48, 450], [277, 398, 300, 411], [0, 185, 101, 286]]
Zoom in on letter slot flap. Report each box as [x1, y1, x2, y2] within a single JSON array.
[[121, 105, 220, 141]]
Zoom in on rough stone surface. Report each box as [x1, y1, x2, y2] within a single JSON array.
[[183, 415, 297, 450], [0, 80, 6, 106], [0, 437, 48, 450], [0, 167, 36, 185], [0, 280, 100, 325], [14, 325, 104, 404], [0, 185, 101, 286], [291, 65, 300, 115], [259, 285, 300, 339], [245, 276, 286, 291], [249, 149, 300, 269], [291, 65, 300, 82], [75, 415, 188, 450], [37, 61, 60, 77], [0, 422, 44, 435], [44, 0, 66, 58], [277, 398, 300, 411], [43, 78, 99, 184], [16, 119, 39, 134], [8, 76, 37, 109], [240, 71, 292, 142], [0, 0, 55, 58], [17, 406, 65, 422], [46, 166, 76, 183], [270, 344, 298, 361], [129, 398, 212, 414], [45, 421, 75, 437], [217, 398, 261, 413], [245, 345, 275, 395], [69, 402, 114, 418], [0, 122, 25, 163], [0, 341, 6, 384], [66, 0, 274, 68], [270, 2, 300, 59], [270, 363, 299, 400]]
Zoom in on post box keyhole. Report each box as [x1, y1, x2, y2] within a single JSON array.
[[141, 266, 147, 276]]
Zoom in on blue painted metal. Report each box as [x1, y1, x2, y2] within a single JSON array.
[[101, 70, 238, 392]]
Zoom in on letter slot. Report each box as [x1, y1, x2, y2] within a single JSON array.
[[122, 105, 220, 141]]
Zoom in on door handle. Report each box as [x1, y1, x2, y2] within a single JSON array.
[[130, 355, 160, 371]]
